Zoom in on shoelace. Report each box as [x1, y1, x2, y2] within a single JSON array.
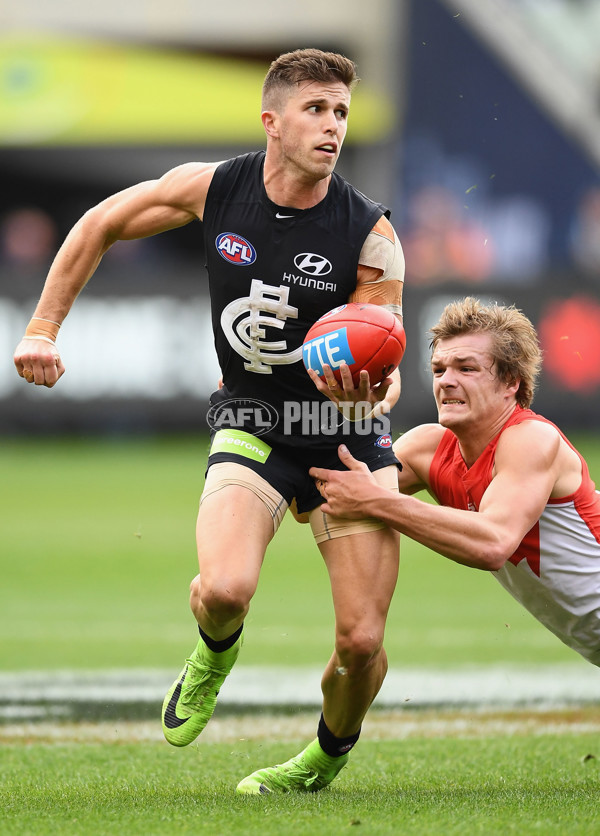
[[181, 662, 224, 709], [267, 758, 321, 790]]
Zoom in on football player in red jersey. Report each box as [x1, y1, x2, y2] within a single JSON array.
[[311, 297, 600, 669]]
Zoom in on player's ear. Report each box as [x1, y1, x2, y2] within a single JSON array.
[[506, 375, 521, 397], [262, 110, 280, 138]]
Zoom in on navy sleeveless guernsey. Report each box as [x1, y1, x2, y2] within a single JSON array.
[[202, 150, 391, 451]]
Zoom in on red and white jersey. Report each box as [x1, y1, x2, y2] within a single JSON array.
[[429, 406, 600, 666]]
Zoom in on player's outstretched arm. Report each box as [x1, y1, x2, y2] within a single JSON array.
[[311, 444, 503, 568], [14, 162, 218, 387], [312, 423, 562, 571]]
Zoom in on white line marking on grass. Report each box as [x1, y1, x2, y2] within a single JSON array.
[[0, 663, 598, 710]]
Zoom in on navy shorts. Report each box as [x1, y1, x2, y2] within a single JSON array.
[[206, 428, 399, 514]]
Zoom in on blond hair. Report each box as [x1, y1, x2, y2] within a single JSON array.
[[429, 297, 542, 408], [262, 48, 359, 110]]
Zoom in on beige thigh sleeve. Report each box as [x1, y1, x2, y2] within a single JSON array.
[[200, 461, 289, 533], [308, 464, 399, 545]]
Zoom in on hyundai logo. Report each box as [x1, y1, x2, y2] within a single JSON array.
[[293, 253, 333, 276]]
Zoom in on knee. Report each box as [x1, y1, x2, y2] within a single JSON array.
[[189, 573, 251, 622], [334, 624, 385, 672]]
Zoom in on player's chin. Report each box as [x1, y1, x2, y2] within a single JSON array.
[[312, 152, 337, 174], [437, 407, 466, 428]]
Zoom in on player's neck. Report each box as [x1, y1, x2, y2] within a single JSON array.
[[455, 404, 518, 468], [263, 159, 331, 210]]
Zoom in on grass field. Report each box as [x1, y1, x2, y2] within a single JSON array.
[[2, 434, 599, 835], [2, 717, 600, 835]]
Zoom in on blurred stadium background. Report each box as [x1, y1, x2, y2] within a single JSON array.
[[2, 0, 600, 435]]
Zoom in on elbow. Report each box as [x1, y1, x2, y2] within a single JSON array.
[[484, 552, 508, 572], [79, 204, 106, 228], [464, 523, 518, 571], [474, 543, 510, 572], [77, 206, 118, 251]]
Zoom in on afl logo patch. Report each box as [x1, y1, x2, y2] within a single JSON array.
[[376, 434, 392, 449], [216, 232, 257, 265]]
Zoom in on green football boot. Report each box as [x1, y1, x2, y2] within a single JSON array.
[[161, 633, 242, 747], [236, 738, 349, 795]]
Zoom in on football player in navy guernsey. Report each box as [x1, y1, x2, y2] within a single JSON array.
[[14, 49, 405, 794]]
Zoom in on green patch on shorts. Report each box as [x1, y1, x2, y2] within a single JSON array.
[[210, 429, 272, 464]]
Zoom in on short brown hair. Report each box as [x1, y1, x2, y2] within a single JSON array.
[[429, 297, 543, 408], [262, 48, 359, 110]]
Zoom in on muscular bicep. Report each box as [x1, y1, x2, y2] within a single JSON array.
[[96, 186, 192, 244], [351, 216, 405, 318], [90, 161, 218, 245], [478, 422, 561, 546]]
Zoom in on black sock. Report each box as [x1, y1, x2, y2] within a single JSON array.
[[198, 623, 243, 653], [317, 713, 361, 757]]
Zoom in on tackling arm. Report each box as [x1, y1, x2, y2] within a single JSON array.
[[365, 422, 561, 569], [312, 422, 563, 572]]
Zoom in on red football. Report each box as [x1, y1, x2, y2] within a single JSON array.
[[302, 302, 406, 386]]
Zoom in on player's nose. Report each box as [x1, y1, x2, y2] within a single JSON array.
[[323, 110, 339, 134], [438, 368, 457, 386]]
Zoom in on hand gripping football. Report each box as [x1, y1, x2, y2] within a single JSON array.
[[302, 302, 406, 386]]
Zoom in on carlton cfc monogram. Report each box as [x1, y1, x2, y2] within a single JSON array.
[[220, 280, 303, 373]]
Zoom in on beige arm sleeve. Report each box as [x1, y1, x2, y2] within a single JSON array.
[[351, 216, 405, 318]]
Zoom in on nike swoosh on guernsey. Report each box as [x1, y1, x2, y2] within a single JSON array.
[[163, 668, 190, 729], [275, 212, 295, 219]]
